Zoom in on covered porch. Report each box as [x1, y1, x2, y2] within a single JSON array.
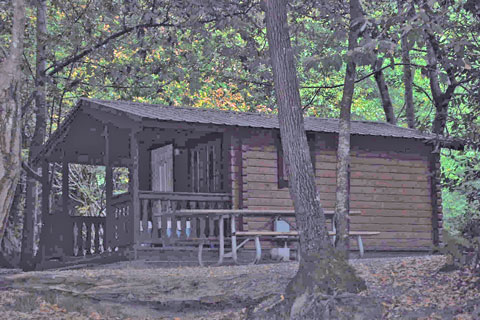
[[36, 99, 235, 266]]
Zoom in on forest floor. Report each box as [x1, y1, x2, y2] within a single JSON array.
[[0, 254, 479, 319]]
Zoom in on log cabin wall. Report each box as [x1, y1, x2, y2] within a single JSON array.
[[343, 135, 433, 251], [237, 128, 435, 251]]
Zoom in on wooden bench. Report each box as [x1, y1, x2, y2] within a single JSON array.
[[234, 230, 381, 264]]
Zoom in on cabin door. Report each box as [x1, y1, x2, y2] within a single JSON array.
[[151, 144, 173, 192]]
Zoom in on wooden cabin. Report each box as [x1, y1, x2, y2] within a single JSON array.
[[34, 98, 461, 265]]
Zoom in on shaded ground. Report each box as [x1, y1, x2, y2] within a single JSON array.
[[0, 255, 479, 319]]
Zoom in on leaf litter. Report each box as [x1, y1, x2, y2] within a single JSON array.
[[0, 255, 479, 319]]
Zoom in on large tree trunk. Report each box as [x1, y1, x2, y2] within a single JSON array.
[[372, 59, 396, 125], [21, 0, 48, 271], [0, 0, 26, 243], [334, 0, 365, 257], [422, 6, 458, 248], [0, 180, 24, 267], [263, 1, 369, 318], [398, 0, 416, 128]]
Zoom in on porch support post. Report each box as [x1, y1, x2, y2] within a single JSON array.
[[61, 155, 73, 256], [62, 155, 69, 216], [104, 125, 113, 250], [130, 128, 141, 258], [41, 160, 49, 223], [38, 159, 50, 263]]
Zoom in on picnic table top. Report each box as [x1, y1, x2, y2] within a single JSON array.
[[161, 209, 361, 218], [234, 231, 380, 236]]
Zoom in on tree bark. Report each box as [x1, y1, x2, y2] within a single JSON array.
[[0, 0, 26, 243], [264, 1, 366, 316], [334, 0, 364, 257], [422, 4, 458, 249], [21, 0, 48, 271], [372, 59, 396, 125], [398, 0, 416, 129], [265, 0, 329, 258], [0, 179, 23, 267], [424, 32, 456, 136]]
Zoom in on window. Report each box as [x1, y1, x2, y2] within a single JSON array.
[[277, 143, 289, 189], [189, 139, 222, 193], [277, 133, 316, 189]]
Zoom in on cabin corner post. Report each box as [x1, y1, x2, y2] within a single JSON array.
[[129, 128, 141, 256], [38, 158, 50, 263], [61, 154, 74, 256], [229, 131, 243, 230], [103, 125, 113, 250], [428, 151, 442, 248]]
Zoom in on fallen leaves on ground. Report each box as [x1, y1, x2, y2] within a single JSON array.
[[0, 255, 479, 319], [355, 255, 480, 319]]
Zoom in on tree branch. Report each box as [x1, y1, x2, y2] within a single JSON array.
[[302, 62, 425, 111], [302, 62, 425, 90], [412, 82, 433, 103], [45, 2, 256, 77], [22, 161, 42, 182], [46, 19, 174, 76]]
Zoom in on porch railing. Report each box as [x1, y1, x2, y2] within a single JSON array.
[[72, 216, 106, 256], [106, 192, 133, 249], [137, 191, 232, 246]]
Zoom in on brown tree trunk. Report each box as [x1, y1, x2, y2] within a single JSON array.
[[334, 0, 364, 257], [398, 0, 416, 128], [423, 6, 458, 249], [0, 180, 23, 267], [264, 1, 366, 317], [21, 0, 48, 271], [372, 59, 396, 125], [0, 0, 26, 243]]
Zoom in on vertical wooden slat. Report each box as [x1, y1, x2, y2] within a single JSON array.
[[197, 150, 201, 192], [80, 222, 86, 255], [199, 216, 206, 239], [161, 215, 169, 246], [94, 222, 101, 253], [206, 146, 211, 193], [152, 207, 159, 240], [191, 216, 198, 238], [73, 222, 78, 256], [181, 217, 187, 239], [190, 149, 195, 192], [208, 215, 214, 238], [221, 134, 230, 194], [142, 199, 149, 240], [86, 222, 92, 255]]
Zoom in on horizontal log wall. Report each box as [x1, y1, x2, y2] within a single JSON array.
[[239, 129, 434, 251]]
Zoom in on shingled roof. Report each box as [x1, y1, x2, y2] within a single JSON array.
[[82, 98, 459, 144]]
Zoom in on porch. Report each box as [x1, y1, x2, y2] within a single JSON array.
[[36, 99, 237, 267]]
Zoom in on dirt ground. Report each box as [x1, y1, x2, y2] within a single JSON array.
[[0, 255, 479, 319]]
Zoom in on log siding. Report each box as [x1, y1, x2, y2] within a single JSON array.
[[239, 129, 435, 251]]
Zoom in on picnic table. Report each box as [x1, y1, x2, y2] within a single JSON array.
[[168, 209, 380, 266]]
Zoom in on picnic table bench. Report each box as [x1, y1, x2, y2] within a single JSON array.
[[165, 209, 380, 266]]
